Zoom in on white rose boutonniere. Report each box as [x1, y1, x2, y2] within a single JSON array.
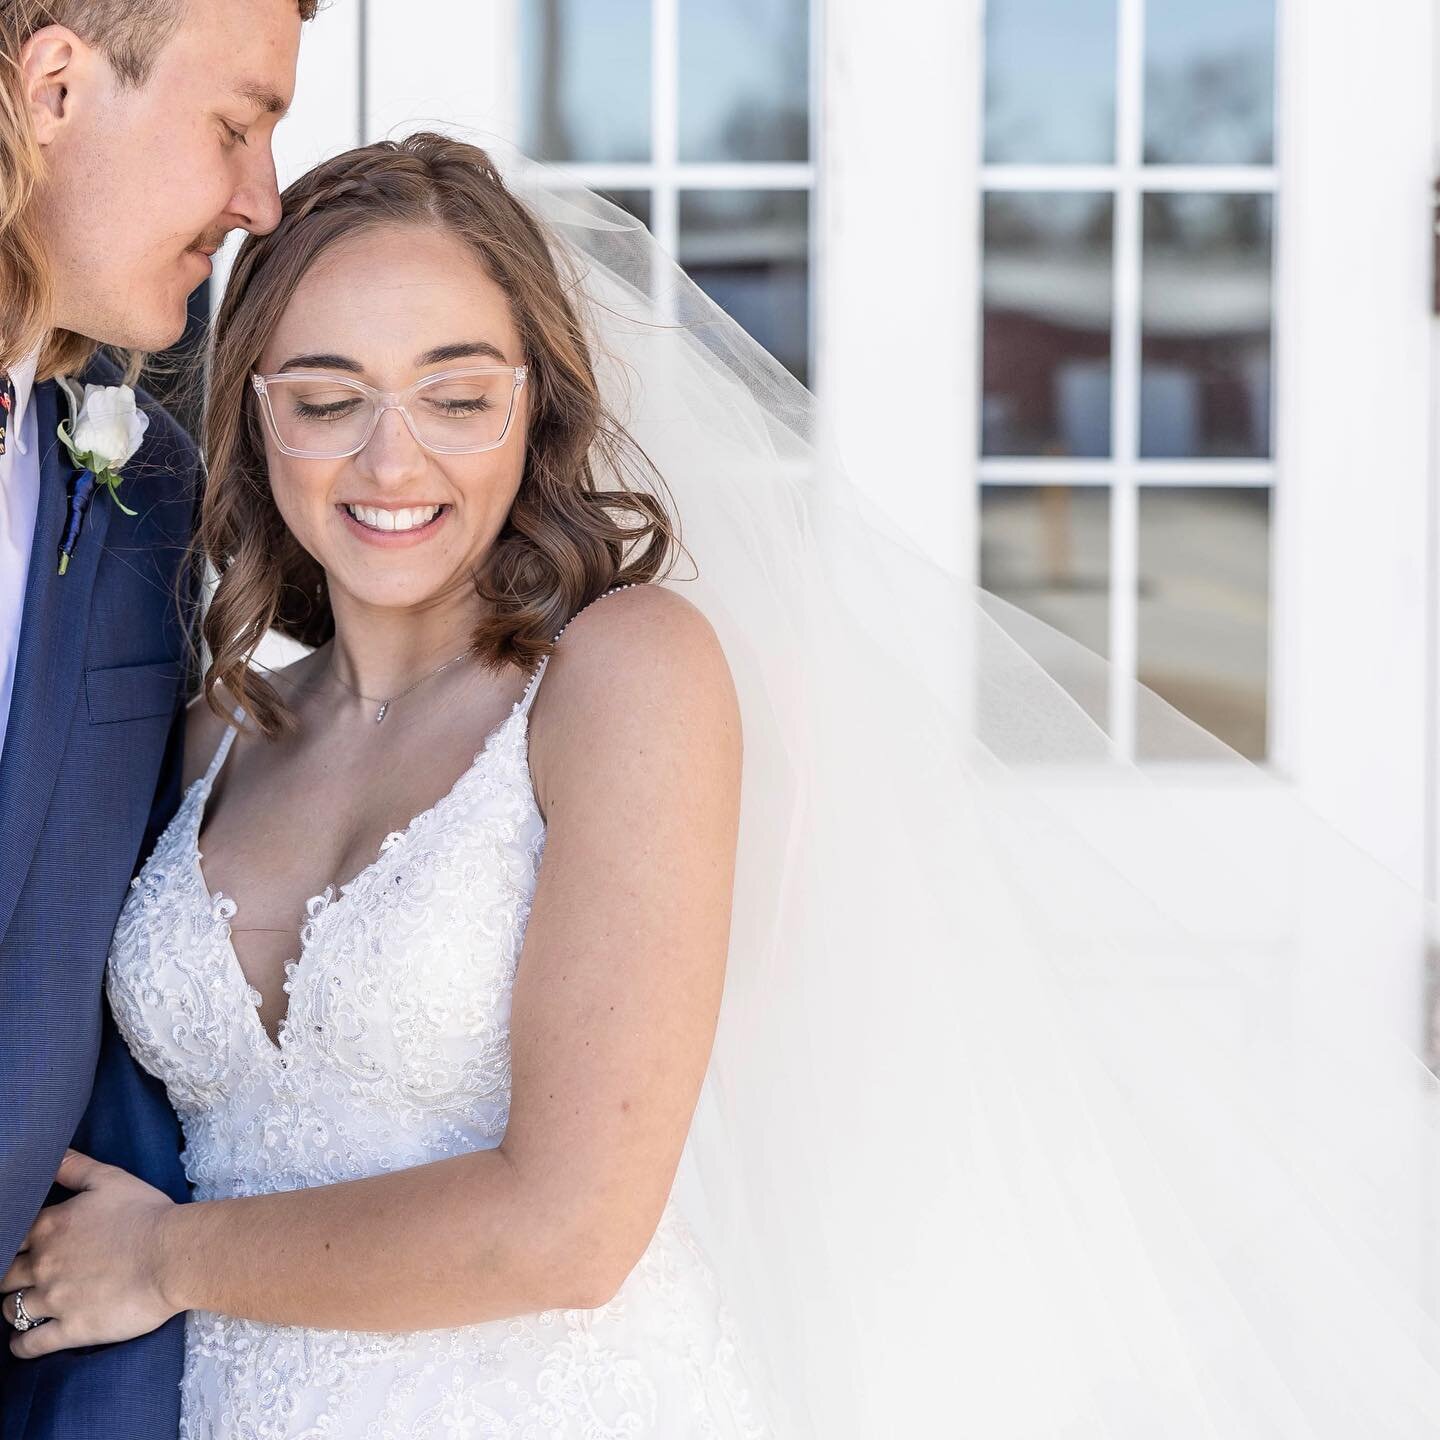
[[55, 379, 150, 575]]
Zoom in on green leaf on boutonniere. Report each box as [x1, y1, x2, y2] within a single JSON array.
[[57, 418, 139, 517], [54, 379, 148, 573]]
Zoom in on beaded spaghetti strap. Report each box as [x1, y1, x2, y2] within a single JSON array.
[[201, 704, 248, 790], [515, 584, 639, 718]]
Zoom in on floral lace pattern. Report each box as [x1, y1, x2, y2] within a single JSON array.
[[105, 688, 775, 1439]]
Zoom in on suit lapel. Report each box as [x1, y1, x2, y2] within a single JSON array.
[[0, 378, 112, 948]]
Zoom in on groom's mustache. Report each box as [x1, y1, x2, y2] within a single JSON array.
[[186, 227, 232, 258]]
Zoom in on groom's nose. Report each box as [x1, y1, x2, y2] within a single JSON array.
[[230, 141, 285, 238]]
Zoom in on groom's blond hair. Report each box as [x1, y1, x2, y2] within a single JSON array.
[[0, 0, 319, 378]]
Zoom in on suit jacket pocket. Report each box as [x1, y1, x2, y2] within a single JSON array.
[[85, 661, 182, 725]]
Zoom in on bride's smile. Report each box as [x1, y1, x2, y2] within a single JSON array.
[[255, 222, 530, 619], [338, 500, 449, 540]]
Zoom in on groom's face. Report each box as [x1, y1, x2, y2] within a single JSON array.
[[28, 0, 301, 351]]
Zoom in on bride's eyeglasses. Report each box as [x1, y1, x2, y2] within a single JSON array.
[[250, 366, 528, 459]]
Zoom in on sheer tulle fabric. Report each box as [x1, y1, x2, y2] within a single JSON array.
[[504, 155, 1440, 1437]]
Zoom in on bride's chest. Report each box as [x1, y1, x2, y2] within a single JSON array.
[[106, 748, 548, 1117]]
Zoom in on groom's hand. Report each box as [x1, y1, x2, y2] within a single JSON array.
[[1, 1149, 178, 1357]]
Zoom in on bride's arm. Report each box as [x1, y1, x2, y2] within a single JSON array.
[[4, 586, 743, 1349]]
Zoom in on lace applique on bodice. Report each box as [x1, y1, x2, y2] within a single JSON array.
[[105, 601, 775, 1438]]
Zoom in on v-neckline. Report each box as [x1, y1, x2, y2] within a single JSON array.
[[187, 701, 531, 1058]]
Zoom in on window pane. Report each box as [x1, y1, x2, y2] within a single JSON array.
[[981, 481, 1111, 647], [679, 190, 810, 384], [1140, 193, 1272, 459], [552, 189, 654, 232], [982, 192, 1114, 458], [600, 189, 653, 229], [679, 0, 809, 163], [980, 485, 1111, 740], [520, 0, 651, 163], [985, 0, 1117, 164], [1137, 486, 1270, 760], [1144, 0, 1276, 164]]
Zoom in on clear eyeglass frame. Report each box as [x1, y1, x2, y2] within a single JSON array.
[[249, 365, 529, 459]]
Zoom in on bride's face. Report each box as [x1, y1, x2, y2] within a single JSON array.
[[256, 222, 530, 614]]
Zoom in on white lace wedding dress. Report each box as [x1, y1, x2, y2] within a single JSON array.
[[104, 612, 776, 1440]]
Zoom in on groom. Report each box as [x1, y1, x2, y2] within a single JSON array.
[[0, 1, 309, 1435]]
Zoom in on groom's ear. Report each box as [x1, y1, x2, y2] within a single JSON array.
[[18, 25, 92, 147]]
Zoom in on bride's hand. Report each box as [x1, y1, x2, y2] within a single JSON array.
[[1, 1150, 178, 1357]]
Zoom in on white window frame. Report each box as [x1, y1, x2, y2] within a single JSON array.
[[490, 0, 820, 376], [827, 0, 1433, 883], [975, 0, 1279, 762], [225, 0, 1440, 924]]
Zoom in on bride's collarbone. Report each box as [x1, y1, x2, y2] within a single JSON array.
[[201, 700, 516, 931]]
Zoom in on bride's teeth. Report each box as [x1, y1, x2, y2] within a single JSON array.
[[347, 504, 441, 533]]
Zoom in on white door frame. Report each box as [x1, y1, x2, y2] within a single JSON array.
[[824, 0, 1438, 889], [1274, 0, 1434, 898], [822, 0, 1438, 1044], [817, 0, 983, 581]]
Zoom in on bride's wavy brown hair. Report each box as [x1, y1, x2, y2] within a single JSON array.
[[199, 131, 681, 737]]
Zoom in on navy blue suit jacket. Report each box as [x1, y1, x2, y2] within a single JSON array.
[[0, 355, 198, 1439]]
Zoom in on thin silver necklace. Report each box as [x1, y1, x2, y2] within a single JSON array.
[[328, 646, 472, 723]]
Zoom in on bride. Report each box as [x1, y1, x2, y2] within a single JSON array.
[[10, 130, 1440, 1438], [5, 136, 770, 1437]]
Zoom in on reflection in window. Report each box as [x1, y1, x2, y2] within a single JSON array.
[[981, 483, 1111, 651], [981, 485, 1111, 739], [985, 0, 1116, 164], [1137, 486, 1270, 760], [679, 191, 810, 384], [1145, 0, 1275, 165], [983, 192, 1114, 458], [520, 0, 651, 163], [678, 0, 809, 163], [1140, 193, 1272, 459]]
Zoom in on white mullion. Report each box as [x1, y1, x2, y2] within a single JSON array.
[[981, 460, 1117, 485], [981, 459, 1275, 486], [1110, 479, 1140, 749], [1140, 164, 1277, 193], [652, 0, 680, 274], [1132, 460, 1273, 485], [1265, 0, 1294, 778], [1109, 0, 1145, 757], [807, 0, 824, 398], [546, 163, 815, 191], [982, 164, 1276, 193], [357, 0, 368, 145], [982, 164, 1121, 191]]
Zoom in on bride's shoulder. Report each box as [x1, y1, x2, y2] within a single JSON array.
[[178, 652, 307, 791], [533, 583, 740, 771], [181, 683, 240, 791], [550, 583, 731, 697]]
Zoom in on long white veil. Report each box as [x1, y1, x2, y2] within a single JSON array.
[[496, 150, 1440, 1437]]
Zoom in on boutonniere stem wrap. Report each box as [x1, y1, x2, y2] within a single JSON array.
[[55, 379, 148, 575]]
